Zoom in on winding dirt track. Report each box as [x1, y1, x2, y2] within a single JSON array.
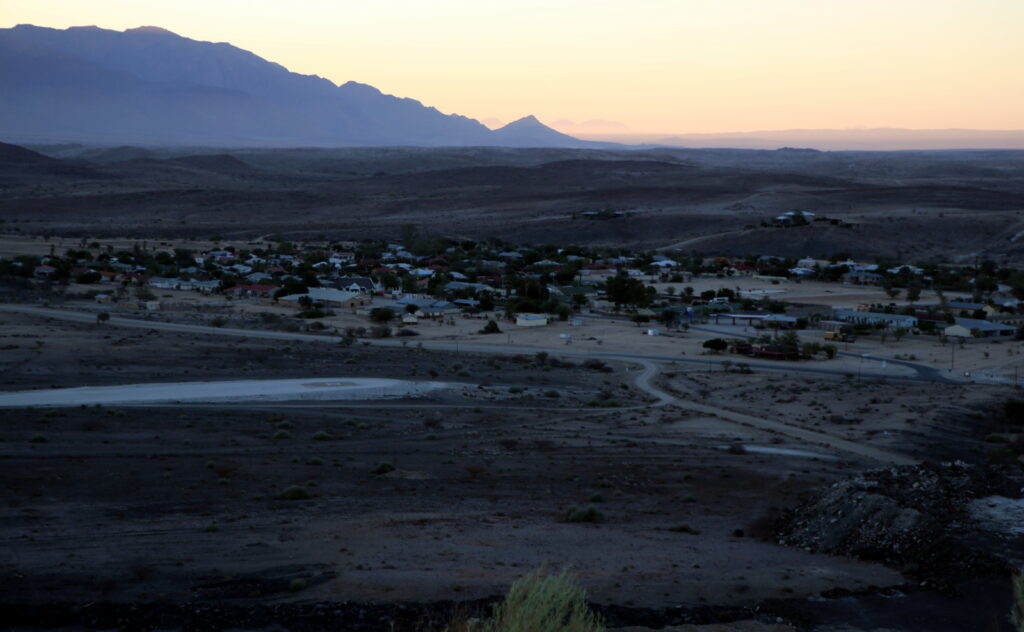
[[0, 304, 916, 465]]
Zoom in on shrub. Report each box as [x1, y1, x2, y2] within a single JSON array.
[[544, 390, 560, 398], [562, 505, 604, 523], [702, 338, 728, 353], [396, 328, 419, 337], [369, 307, 395, 323], [289, 578, 307, 592], [483, 567, 604, 632], [312, 431, 333, 441], [480, 319, 502, 334], [584, 359, 613, 373], [509, 386, 524, 394], [667, 524, 701, 535], [372, 462, 396, 475], [306, 457, 324, 465], [29, 435, 48, 443], [273, 430, 291, 439], [276, 485, 311, 500], [211, 317, 227, 327]]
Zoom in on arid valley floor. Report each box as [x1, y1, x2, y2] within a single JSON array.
[[2, 144, 1024, 631]]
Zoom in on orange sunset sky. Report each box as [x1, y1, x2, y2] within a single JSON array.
[[4, 0, 1023, 135]]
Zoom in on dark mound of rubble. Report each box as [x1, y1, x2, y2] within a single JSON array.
[[776, 461, 1022, 591]]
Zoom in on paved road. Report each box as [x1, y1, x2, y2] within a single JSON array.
[[1, 304, 918, 464]]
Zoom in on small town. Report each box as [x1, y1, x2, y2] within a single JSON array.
[[4, 226, 1024, 383]]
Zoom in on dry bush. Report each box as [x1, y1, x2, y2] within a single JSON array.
[[483, 566, 604, 632]]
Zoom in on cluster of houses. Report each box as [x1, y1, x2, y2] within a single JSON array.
[[6, 236, 1024, 341]]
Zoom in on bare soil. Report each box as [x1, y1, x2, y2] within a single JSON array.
[[2, 312, 1020, 630]]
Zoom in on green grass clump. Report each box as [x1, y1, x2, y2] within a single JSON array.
[[483, 566, 604, 632], [276, 485, 312, 500], [562, 505, 604, 523]]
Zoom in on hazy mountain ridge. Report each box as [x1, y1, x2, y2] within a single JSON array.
[[0, 24, 594, 148]]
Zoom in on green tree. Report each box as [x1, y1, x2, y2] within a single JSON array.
[[605, 274, 648, 310], [370, 307, 396, 323], [905, 283, 922, 304], [702, 338, 728, 353]]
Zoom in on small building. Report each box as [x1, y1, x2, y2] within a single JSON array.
[[834, 309, 917, 330], [33, 265, 57, 279], [232, 284, 277, 298], [944, 317, 1017, 338], [516, 314, 549, 327]]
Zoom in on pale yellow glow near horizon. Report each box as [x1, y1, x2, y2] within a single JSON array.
[[3, 0, 1023, 133]]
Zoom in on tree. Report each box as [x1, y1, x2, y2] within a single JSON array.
[[905, 283, 922, 304], [605, 274, 649, 310], [702, 338, 728, 353], [777, 330, 801, 347], [893, 327, 909, 342], [370, 307, 396, 323], [480, 319, 501, 334], [404, 303, 419, 314], [632, 313, 651, 326], [882, 281, 901, 300], [96, 312, 110, 324], [661, 309, 678, 328]]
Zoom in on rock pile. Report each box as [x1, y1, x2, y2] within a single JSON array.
[[776, 461, 1022, 590]]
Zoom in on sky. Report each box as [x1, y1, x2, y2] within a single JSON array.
[[4, 0, 1024, 134]]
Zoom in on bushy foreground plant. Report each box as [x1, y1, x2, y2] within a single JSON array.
[[482, 566, 604, 632]]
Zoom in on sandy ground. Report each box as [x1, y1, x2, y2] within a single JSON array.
[[55, 284, 1024, 385], [0, 311, 914, 609], [0, 233, 271, 258], [0, 307, 1018, 630]]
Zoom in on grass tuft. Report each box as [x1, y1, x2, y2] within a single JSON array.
[[483, 566, 604, 632]]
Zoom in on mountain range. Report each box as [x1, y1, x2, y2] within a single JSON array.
[[0, 24, 595, 148]]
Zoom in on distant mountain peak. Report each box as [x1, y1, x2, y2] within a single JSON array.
[[501, 115, 544, 129], [125, 26, 178, 36], [0, 24, 594, 148]]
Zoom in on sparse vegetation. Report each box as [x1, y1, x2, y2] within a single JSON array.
[[482, 566, 605, 632], [276, 485, 312, 500], [562, 505, 604, 523]]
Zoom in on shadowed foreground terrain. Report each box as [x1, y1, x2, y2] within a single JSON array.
[[1, 310, 1022, 631], [3, 143, 1024, 263]]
